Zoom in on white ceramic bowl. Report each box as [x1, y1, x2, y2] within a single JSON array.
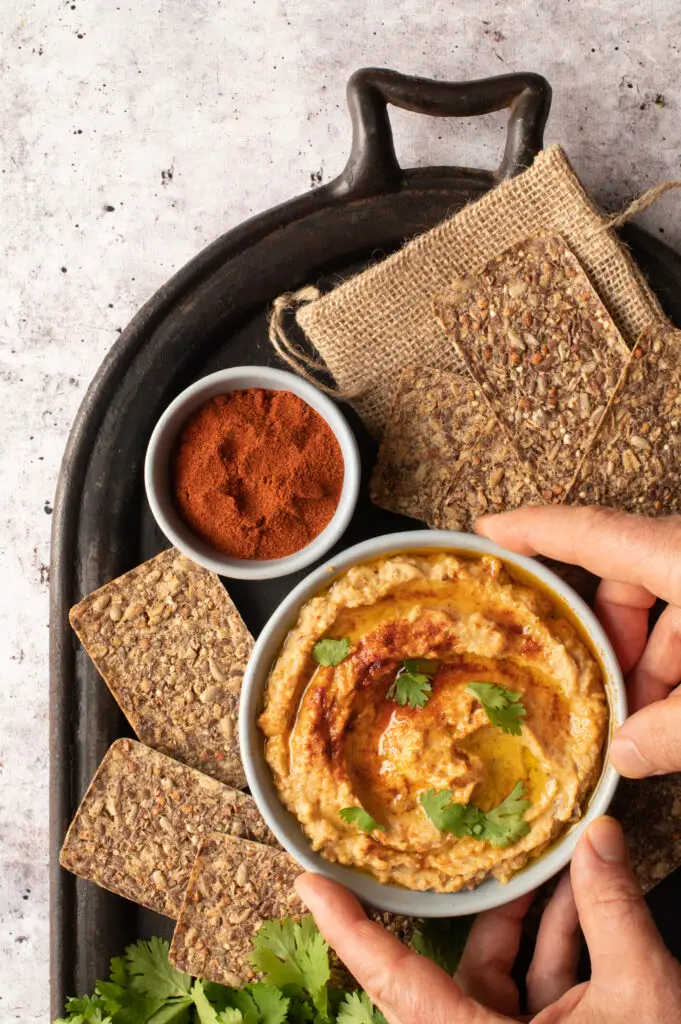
[[240, 530, 626, 917], [144, 367, 360, 579]]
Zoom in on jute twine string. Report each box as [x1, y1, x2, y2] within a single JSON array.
[[592, 179, 681, 234], [268, 285, 361, 399]]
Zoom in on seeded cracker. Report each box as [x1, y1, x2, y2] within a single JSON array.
[[613, 775, 681, 892], [567, 324, 681, 514], [169, 835, 305, 985], [69, 548, 252, 788], [170, 834, 415, 986], [434, 233, 631, 498], [370, 364, 542, 530], [59, 739, 278, 918]]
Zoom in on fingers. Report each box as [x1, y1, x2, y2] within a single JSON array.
[[610, 688, 681, 776], [455, 892, 533, 1016], [526, 873, 580, 1015], [594, 579, 654, 679], [626, 603, 681, 711], [476, 506, 681, 606], [294, 874, 488, 1024], [570, 816, 669, 982]]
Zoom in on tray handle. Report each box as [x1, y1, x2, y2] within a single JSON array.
[[330, 67, 551, 198]]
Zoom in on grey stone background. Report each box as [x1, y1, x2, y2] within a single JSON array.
[[2, 1, 680, 1019]]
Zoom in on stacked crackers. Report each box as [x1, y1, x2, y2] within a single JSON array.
[[61, 548, 411, 985], [370, 233, 681, 528]]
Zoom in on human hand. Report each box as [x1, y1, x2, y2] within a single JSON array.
[[476, 506, 681, 778], [295, 817, 681, 1023]]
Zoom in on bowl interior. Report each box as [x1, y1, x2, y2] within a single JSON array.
[[144, 367, 360, 579], [240, 530, 626, 916]]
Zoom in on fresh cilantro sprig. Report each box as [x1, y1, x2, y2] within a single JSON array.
[[420, 781, 531, 848], [466, 682, 526, 736], [411, 917, 475, 975], [55, 916, 469, 1024], [249, 917, 331, 1018], [336, 990, 387, 1024], [386, 659, 437, 708], [312, 638, 351, 667], [339, 806, 386, 834]]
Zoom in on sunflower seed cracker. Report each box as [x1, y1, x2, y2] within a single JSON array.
[[69, 548, 253, 788], [434, 233, 630, 499], [169, 834, 305, 984], [370, 364, 542, 530], [567, 324, 681, 514], [169, 833, 414, 986], [59, 739, 277, 918]]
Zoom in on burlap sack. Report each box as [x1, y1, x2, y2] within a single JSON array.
[[291, 144, 665, 439]]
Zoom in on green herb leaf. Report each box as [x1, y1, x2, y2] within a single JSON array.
[[466, 682, 526, 735], [191, 981, 222, 1024], [249, 918, 330, 1017], [126, 938, 192, 1000], [386, 659, 436, 708], [420, 781, 531, 848], [59, 996, 112, 1024], [109, 956, 128, 988], [337, 990, 377, 1024], [419, 790, 481, 838], [248, 984, 289, 1024], [411, 917, 476, 975], [479, 781, 532, 847], [216, 1010, 244, 1024], [339, 806, 386, 834], [312, 637, 351, 667], [148, 1002, 194, 1024]]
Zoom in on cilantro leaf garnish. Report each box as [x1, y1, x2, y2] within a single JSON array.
[[249, 917, 331, 1017], [466, 682, 526, 735], [420, 781, 531, 848], [56, 913, 471, 1024], [411, 916, 475, 975], [480, 781, 533, 846], [126, 936, 192, 999], [312, 637, 351, 667], [386, 658, 437, 708], [419, 790, 482, 838], [337, 990, 386, 1024], [339, 806, 386, 834], [191, 980, 222, 1024]]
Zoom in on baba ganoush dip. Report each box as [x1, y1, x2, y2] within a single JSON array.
[[258, 552, 608, 892]]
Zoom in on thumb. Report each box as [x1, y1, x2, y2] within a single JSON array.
[[610, 691, 681, 777], [571, 816, 668, 981]]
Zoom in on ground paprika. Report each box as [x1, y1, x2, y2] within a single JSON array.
[[172, 388, 344, 560]]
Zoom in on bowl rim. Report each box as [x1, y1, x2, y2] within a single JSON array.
[[143, 366, 361, 579], [239, 529, 626, 917]]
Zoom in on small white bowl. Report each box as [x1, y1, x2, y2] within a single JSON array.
[[240, 530, 626, 917], [144, 367, 360, 579]]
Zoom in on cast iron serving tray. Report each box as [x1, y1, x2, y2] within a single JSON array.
[[50, 67, 681, 1016]]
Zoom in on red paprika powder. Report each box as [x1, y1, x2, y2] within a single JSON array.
[[172, 388, 344, 560]]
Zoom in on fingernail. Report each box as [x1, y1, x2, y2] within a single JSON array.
[[610, 735, 657, 778], [587, 816, 626, 863], [293, 874, 309, 903]]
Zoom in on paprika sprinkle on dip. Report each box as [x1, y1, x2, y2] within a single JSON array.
[[171, 389, 344, 560]]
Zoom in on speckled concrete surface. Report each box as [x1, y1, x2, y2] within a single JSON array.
[[2, 2, 681, 1020]]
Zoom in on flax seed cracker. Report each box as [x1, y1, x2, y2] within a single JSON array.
[[169, 834, 415, 986], [434, 233, 631, 499], [567, 324, 681, 514], [69, 548, 252, 788], [169, 835, 305, 985], [370, 364, 542, 530], [59, 739, 278, 919]]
